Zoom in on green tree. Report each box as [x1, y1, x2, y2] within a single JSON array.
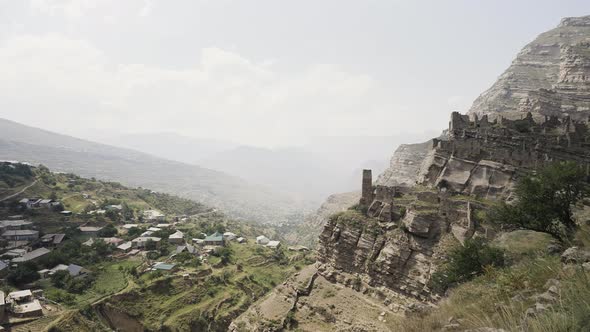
[[430, 238, 504, 293], [98, 223, 118, 237], [7, 262, 40, 285], [490, 161, 589, 241], [215, 247, 233, 265]]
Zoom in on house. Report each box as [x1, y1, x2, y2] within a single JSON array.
[[288, 245, 310, 252], [143, 209, 165, 222], [148, 227, 162, 232], [266, 241, 281, 249], [78, 226, 103, 237], [40, 233, 65, 247], [236, 237, 246, 244], [223, 232, 237, 241], [0, 220, 33, 231], [0, 260, 9, 276], [192, 238, 204, 245], [6, 290, 43, 318], [175, 245, 197, 255], [38, 199, 54, 208], [18, 198, 37, 209], [140, 230, 154, 237], [2, 230, 39, 241], [123, 224, 140, 229], [65, 264, 85, 277], [256, 235, 270, 245], [0, 291, 6, 321], [60, 210, 72, 216], [117, 241, 133, 252], [12, 248, 51, 264], [203, 232, 225, 246], [105, 204, 123, 211], [2, 249, 27, 259], [156, 223, 172, 228], [100, 237, 124, 246], [131, 236, 162, 249], [168, 230, 184, 244], [152, 262, 176, 272]]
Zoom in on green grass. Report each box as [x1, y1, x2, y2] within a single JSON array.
[[43, 259, 140, 307], [493, 230, 554, 261], [101, 242, 312, 331]]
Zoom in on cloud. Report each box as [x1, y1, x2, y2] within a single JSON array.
[[0, 33, 404, 147]]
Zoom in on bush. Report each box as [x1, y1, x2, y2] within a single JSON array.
[[430, 238, 504, 293], [490, 161, 588, 242], [7, 262, 40, 285]]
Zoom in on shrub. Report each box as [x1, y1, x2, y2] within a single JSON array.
[[430, 238, 504, 293], [7, 262, 40, 285]]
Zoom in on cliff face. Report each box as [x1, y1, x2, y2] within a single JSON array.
[[375, 142, 431, 187], [469, 15, 590, 121], [316, 16, 590, 308]]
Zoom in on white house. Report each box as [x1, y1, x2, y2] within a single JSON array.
[[256, 235, 270, 245], [266, 241, 281, 249], [223, 232, 237, 241]]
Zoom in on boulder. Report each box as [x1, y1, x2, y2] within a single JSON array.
[[561, 246, 590, 264]]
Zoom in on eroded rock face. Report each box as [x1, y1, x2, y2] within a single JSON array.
[[469, 15, 590, 121], [317, 193, 477, 303], [376, 142, 431, 187]]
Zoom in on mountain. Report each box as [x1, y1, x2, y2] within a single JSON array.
[[469, 15, 590, 121], [0, 118, 313, 223], [199, 134, 433, 201], [96, 132, 434, 202], [233, 15, 590, 331], [99, 132, 238, 164]]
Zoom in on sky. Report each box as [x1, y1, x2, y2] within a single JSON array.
[[0, 0, 589, 147]]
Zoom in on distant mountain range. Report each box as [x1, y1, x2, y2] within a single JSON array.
[[0, 118, 314, 223], [101, 132, 436, 201]]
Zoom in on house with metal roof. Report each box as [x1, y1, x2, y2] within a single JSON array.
[[168, 230, 184, 244], [11, 248, 50, 264], [152, 262, 176, 271], [203, 232, 224, 246], [2, 230, 39, 241]]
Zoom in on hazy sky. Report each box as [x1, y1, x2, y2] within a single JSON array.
[[0, 0, 589, 147]]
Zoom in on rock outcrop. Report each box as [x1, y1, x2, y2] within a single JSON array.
[[316, 15, 590, 309], [469, 15, 590, 121]]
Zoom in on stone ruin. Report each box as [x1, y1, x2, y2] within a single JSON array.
[[420, 111, 590, 199]]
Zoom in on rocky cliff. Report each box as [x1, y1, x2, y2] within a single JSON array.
[[231, 16, 590, 331], [470, 15, 590, 121], [316, 14, 590, 308]]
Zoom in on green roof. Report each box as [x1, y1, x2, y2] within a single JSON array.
[[154, 263, 175, 270], [204, 231, 223, 242]]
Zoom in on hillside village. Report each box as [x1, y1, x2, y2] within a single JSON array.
[[0, 161, 310, 331]]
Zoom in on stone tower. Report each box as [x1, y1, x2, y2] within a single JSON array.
[[360, 169, 374, 207]]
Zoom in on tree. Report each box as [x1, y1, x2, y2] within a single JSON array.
[[215, 247, 233, 265], [98, 223, 117, 237], [8, 262, 40, 285], [429, 238, 504, 293], [490, 161, 589, 241]]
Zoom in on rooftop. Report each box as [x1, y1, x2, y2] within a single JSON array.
[[7, 289, 32, 300], [153, 262, 176, 270], [12, 248, 50, 263], [79, 226, 103, 232], [204, 232, 223, 242], [2, 230, 38, 236]]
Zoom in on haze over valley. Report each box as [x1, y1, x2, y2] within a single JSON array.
[[2, 1, 590, 331]]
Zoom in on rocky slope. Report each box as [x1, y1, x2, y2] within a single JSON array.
[[469, 15, 590, 121], [231, 15, 590, 331]]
